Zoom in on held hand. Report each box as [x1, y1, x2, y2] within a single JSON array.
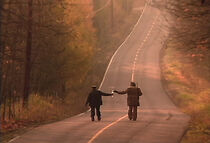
[[113, 90, 118, 93], [109, 93, 113, 96], [111, 90, 114, 94]]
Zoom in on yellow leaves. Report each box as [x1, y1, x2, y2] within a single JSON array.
[[197, 89, 210, 104]]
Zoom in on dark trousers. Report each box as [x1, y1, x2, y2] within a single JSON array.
[[128, 106, 137, 120], [90, 105, 101, 119]]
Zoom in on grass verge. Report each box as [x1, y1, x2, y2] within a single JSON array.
[[161, 40, 210, 143], [1, 94, 86, 143]]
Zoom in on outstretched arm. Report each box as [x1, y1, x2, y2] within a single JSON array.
[[113, 90, 127, 94], [99, 91, 113, 96]]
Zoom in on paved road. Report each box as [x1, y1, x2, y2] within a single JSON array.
[[10, 1, 189, 143]]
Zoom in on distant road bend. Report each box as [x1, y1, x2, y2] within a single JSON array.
[[10, 1, 189, 143]]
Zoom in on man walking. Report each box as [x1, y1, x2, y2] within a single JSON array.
[[86, 85, 113, 121], [114, 82, 142, 121]]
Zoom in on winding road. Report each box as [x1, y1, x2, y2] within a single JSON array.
[[9, 1, 189, 143]]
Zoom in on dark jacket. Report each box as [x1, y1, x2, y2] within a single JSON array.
[[86, 89, 112, 106], [116, 87, 142, 106]]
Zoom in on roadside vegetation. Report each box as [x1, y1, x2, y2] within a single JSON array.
[[0, 0, 96, 141], [0, 0, 145, 142], [161, 0, 210, 142]]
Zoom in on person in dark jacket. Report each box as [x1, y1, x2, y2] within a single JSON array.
[[114, 82, 142, 121], [86, 85, 113, 121]]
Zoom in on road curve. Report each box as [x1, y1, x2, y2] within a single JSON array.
[[9, 1, 189, 143]]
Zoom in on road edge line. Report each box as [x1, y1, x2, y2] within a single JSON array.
[[8, 136, 20, 143]]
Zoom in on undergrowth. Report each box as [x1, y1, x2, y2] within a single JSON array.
[[161, 40, 210, 143]]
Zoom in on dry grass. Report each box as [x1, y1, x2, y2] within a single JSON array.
[[161, 40, 210, 143], [0, 94, 86, 142]]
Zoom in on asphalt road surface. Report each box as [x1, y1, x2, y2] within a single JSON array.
[[10, 1, 190, 143]]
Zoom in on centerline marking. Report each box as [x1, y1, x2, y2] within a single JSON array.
[[131, 14, 159, 82], [87, 115, 127, 143], [88, 1, 154, 143], [99, 0, 152, 89], [89, 8, 159, 143]]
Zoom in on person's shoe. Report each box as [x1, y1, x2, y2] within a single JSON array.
[[98, 117, 101, 121], [133, 119, 136, 121], [91, 117, 95, 121]]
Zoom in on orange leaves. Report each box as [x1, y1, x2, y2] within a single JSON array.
[[184, 8, 190, 12], [1, 120, 26, 132], [196, 45, 208, 50], [199, 39, 208, 44], [191, 53, 204, 61], [191, 54, 203, 57], [192, 16, 198, 20], [196, 39, 208, 50]]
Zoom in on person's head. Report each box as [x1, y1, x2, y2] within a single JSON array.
[[91, 85, 97, 90], [130, 82, 136, 87]]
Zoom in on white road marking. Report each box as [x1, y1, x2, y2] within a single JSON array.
[[87, 115, 128, 143], [77, 109, 91, 117], [99, 0, 151, 89], [131, 14, 159, 82], [86, 0, 111, 19], [8, 136, 20, 143], [88, 1, 152, 143], [8, 1, 159, 143]]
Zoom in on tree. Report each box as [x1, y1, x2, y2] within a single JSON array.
[[0, 0, 4, 107], [23, 0, 33, 108], [0, 0, 96, 121]]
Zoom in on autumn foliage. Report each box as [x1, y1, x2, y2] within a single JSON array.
[[161, 0, 210, 142], [0, 0, 142, 140], [0, 0, 96, 130]]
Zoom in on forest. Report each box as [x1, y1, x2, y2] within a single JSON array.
[[0, 0, 140, 140], [0, 0, 96, 122]]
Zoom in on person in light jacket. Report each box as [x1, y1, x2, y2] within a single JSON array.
[[114, 82, 142, 121]]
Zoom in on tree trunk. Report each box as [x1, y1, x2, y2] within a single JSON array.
[[8, 89, 12, 119], [2, 95, 6, 121], [0, 0, 4, 108], [23, 0, 33, 108]]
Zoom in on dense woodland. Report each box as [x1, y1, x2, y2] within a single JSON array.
[[0, 0, 96, 122], [0, 0, 137, 134]]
